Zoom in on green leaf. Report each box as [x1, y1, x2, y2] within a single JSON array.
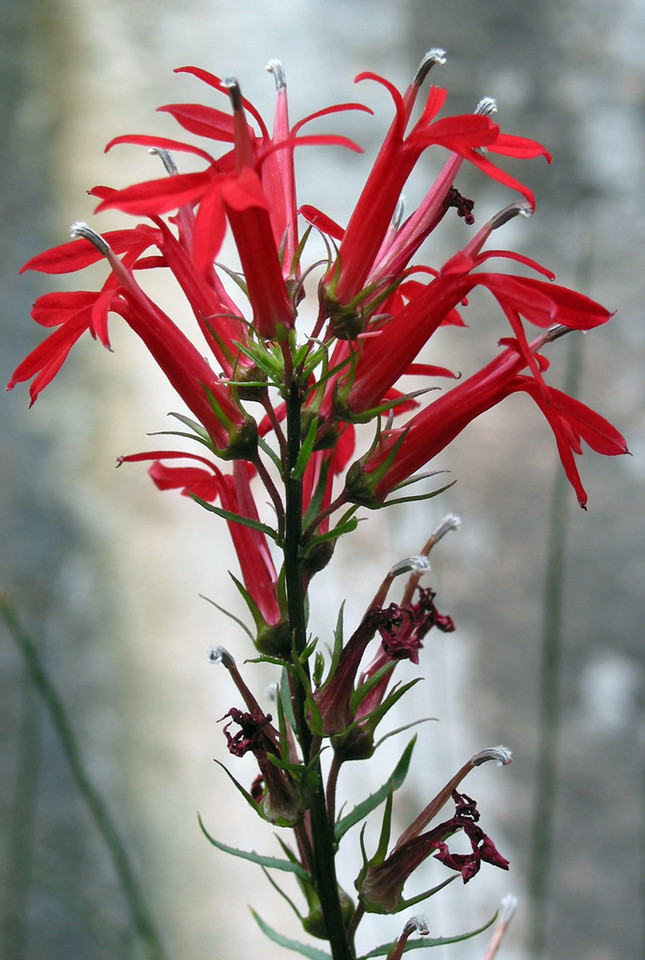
[[293, 416, 319, 482], [302, 517, 358, 556], [258, 435, 283, 472], [199, 593, 255, 642], [251, 910, 332, 960], [190, 495, 279, 542], [358, 912, 497, 958], [373, 716, 438, 751], [280, 667, 298, 734], [198, 815, 310, 880], [167, 411, 213, 444], [335, 737, 416, 842], [213, 760, 268, 820]]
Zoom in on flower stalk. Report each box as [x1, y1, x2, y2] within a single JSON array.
[[8, 50, 627, 960]]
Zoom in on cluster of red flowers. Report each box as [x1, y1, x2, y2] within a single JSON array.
[[9, 53, 627, 930]]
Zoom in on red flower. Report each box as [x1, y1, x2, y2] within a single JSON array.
[[321, 54, 549, 314], [345, 331, 628, 509]]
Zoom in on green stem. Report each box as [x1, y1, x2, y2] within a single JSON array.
[[283, 380, 354, 960], [0, 595, 166, 960]]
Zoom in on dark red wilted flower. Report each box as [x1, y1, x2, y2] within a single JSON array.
[[359, 786, 509, 914]]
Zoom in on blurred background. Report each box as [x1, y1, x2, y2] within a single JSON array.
[[1, 1, 644, 958]]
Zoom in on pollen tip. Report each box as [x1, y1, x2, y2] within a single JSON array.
[[475, 96, 497, 117], [208, 645, 235, 669], [499, 894, 519, 923], [490, 201, 533, 232], [389, 556, 431, 578], [70, 221, 110, 255], [266, 58, 286, 89], [223, 76, 243, 111], [435, 514, 461, 541], [471, 744, 513, 767], [403, 915, 430, 936], [413, 48, 447, 86]]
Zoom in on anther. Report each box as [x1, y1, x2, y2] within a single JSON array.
[[70, 221, 110, 256], [413, 48, 447, 86], [149, 147, 179, 176], [223, 76, 243, 112], [389, 556, 431, 578], [471, 745, 512, 767], [475, 96, 498, 117], [403, 916, 430, 937], [208, 645, 236, 670], [266, 58, 286, 89], [489, 201, 533, 231]]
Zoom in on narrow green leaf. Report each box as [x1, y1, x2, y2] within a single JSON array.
[[146, 428, 213, 449], [358, 912, 497, 958], [293, 416, 319, 482], [251, 910, 332, 960], [335, 737, 416, 842], [199, 594, 255, 642], [190, 495, 279, 542], [258, 435, 283, 472], [303, 517, 358, 555], [197, 815, 309, 880], [373, 716, 438, 750], [213, 760, 268, 819]]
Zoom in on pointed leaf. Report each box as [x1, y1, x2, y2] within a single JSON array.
[[251, 911, 332, 960], [358, 912, 497, 958], [198, 815, 309, 879], [335, 737, 416, 842], [190, 495, 280, 541]]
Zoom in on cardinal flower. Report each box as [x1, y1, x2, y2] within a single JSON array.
[[344, 329, 628, 509]]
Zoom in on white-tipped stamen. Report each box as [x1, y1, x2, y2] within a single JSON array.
[[208, 645, 236, 669], [223, 76, 243, 110], [149, 147, 179, 176], [389, 556, 431, 578], [499, 894, 519, 923], [490, 201, 533, 231], [434, 514, 461, 542], [471, 745, 513, 767], [391, 196, 405, 232], [403, 915, 429, 936], [475, 96, 498, 117], [265, 682, 279, 702], [266, 58, 286, 89], [70, 221, 110, 256], [414, 48, 447, 85]]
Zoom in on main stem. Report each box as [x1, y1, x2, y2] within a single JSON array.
[[283, 378, 354, 960]]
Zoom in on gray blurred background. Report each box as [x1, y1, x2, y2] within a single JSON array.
[[1, 1, 644, 959]]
